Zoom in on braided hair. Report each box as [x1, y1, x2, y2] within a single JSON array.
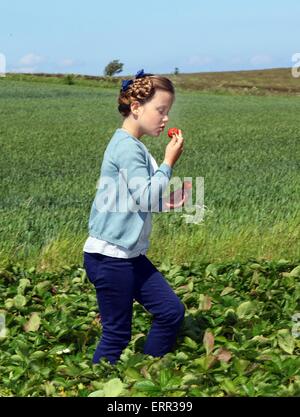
[[118, 74, 175, 118]]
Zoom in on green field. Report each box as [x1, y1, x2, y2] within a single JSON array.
[[0, 74, 299, 271], [0, 73, 300, 397], [1, 257, 300, 396]]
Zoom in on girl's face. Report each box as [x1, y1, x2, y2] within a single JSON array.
[[135, 90, 174, 137]]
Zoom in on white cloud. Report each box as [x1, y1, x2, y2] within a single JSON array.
[[11, 53, 45, 73], [250, 55, 272, 67], [19, 53, 43, 66]]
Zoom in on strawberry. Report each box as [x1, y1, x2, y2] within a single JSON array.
[[167, 127, 180, 138]]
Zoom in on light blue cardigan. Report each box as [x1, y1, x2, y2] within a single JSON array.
[[87, 128, 173, 250]]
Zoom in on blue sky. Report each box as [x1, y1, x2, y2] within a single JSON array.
[[0, 0, 300, 75]]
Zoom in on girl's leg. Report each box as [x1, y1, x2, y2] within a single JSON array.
[[133, 255, 185, 357], [83, 252, 137, 365]]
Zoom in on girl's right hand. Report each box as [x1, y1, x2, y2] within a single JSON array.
[[163, 129, 184, 168]]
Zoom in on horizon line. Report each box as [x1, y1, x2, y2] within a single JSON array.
[[4, 66, 294, 78]]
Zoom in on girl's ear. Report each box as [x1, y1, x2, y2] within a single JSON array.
[[131, 100, 141, 115]]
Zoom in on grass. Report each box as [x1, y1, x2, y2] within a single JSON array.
[[0, 70, 299, 398], [168, 67, 300, 94], [5, 66, 300, 95], [0, 72, 300, 273]]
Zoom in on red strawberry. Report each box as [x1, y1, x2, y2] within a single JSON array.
[[168, 127, 180, 138]]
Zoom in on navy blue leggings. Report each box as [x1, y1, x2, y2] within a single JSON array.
[[83, 252, 185, 365]]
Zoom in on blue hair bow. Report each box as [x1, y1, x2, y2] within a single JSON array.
[[121, 78, 133, 92], [121, 69, 153, 92]]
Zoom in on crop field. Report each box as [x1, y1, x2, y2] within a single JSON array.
[[0, 259, 299, 396], [0, 73, 299, 396], [0, 76, 299, 270]]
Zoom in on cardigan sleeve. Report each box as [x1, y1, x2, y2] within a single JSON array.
[[114, 138, 172, 213]]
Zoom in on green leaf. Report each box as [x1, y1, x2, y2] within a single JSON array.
[[174, 275, 186, 286], [10, 354, 24, 363], [17, 278, 31, 295], [4, 298, 14, 309], [103, 378, 125, 397], [277, 329, 295, 354], [187, 280, 194, 292], [125, 367, 143, 380], [233, 358, 250, 375], [134, 380, 160, 394], [220, 287, 235, 296], [13, 294, 26, 309], [88, 389, 104, 397], [194, 355, 218, 371], [205, 264, 219, 278], [23, 312, 41, 332], [0, 326, 8, 341], [236, 301, 256, 319], [175, 351, 189, 362], [242, 381, 256, 396], [48, 345, 70, 355], [30, 350, 47, 360], [181, 373, 198, 385], [159, 369, 172, 388], [183, 336, 198, 350], [42, 381, 56, 396], [10, 366, 26, 381], [34, 281, 52, 297], [221, 378, 238, 395], [290, 265, 300, 278]]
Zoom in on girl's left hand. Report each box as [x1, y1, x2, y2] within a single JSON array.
[[163, 181, 192, 209]]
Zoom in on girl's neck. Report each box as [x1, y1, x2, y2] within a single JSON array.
[[121, 121, 143, 140]]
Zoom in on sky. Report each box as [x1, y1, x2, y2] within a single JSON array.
[[1, 0, 300, 76]]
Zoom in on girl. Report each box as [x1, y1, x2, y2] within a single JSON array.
[[83, 69, 185, 365]]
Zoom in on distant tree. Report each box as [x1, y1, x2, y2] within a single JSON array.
[[174, 67, 179, 75], [104, 60, 124, 77], [64, 74, 75, 85]]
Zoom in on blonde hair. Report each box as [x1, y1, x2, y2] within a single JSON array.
[[118, 75, 175, 118]]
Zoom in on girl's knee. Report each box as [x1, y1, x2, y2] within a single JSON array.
[[164, 300, 185, 324]]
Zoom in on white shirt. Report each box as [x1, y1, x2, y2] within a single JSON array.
[[83, 152, 159, 258]]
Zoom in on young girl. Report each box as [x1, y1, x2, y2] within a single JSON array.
[[83, 69, 185, 365]]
